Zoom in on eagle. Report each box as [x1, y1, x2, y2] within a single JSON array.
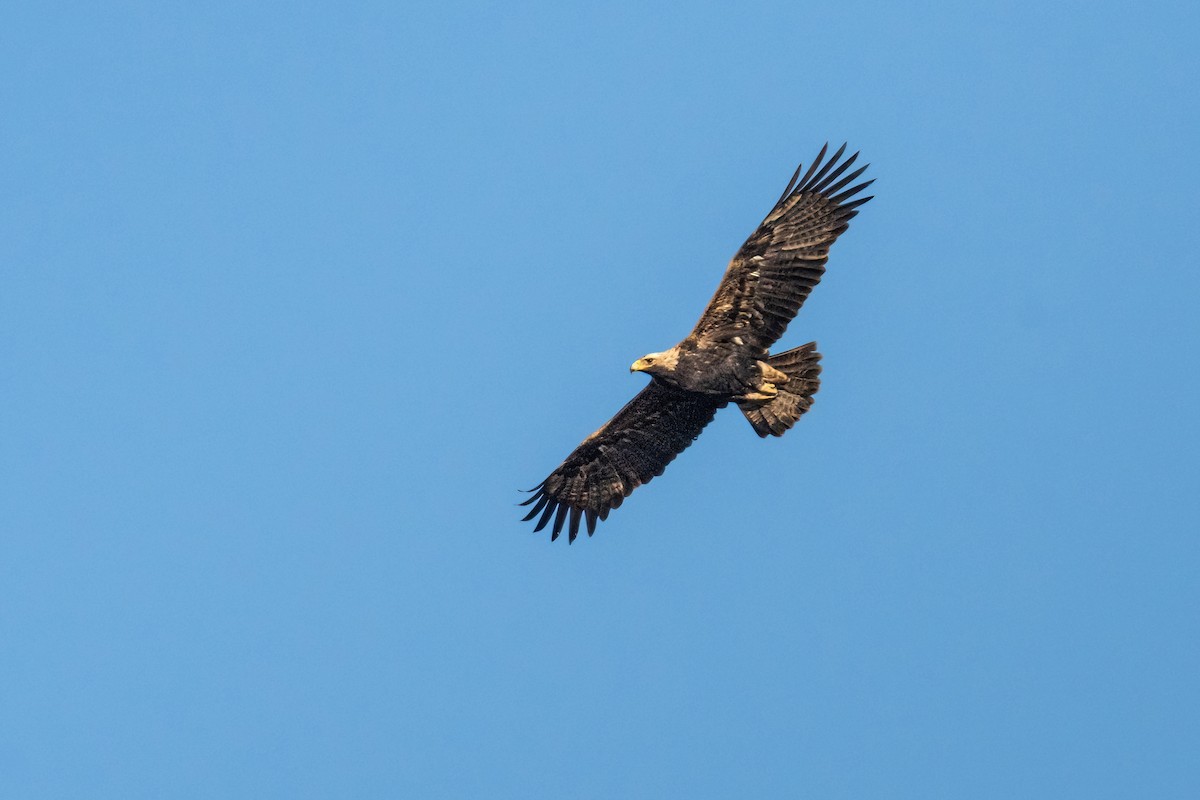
[[521, 143, 872, 542]]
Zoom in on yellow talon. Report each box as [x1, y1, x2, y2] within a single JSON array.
[[739, 383, 778, 403], [759, 362, 789, 384]]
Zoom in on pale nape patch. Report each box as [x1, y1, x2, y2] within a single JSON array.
[[640, 347, 680, 371]]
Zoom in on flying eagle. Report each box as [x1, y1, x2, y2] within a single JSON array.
[[521, 143, 872, 542]]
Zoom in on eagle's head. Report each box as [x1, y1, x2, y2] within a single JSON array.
[[630, 348, 680, 377]]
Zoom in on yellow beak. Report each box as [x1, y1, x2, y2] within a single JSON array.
[[630, 358, 651, 373]]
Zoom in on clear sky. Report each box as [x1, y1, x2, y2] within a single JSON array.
[[2, 1, 1198, 797]]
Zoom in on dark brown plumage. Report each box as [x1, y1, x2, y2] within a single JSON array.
[[521, 144, 872, 542]]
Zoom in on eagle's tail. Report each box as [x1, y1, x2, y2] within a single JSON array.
[[739, 342, 822, 438]]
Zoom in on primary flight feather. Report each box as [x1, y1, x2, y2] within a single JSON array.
[[521, 143, 873, 542]]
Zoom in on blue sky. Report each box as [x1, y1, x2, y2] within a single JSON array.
[[2, 1, 1198, 797]]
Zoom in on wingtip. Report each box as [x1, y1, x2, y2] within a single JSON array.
[[775, 162, 806, 206], [803, 142, 847, 192], [551, 503, 569, 538], [533, 500, 556, 532], [520, 492, 549, 521]]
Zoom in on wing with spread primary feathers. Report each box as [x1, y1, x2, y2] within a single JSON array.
[[691, 143, 873, 350], [521, 383, 722, 543]]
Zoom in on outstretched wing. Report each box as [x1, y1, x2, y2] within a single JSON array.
[[521, 382, 723, 543], [692, 143, 873, 350]]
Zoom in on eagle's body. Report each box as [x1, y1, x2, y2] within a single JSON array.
[[522, 144, 873, 542], [637, 339, 765, 398]]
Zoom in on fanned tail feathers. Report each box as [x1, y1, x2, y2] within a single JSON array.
[[740, 343, 822, 437]]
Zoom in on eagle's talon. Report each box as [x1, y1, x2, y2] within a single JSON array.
[[738, 383, 778, 403], [759, 362, 789, 384]]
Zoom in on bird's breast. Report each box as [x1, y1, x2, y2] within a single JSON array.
[[670, 348, 754, 397]]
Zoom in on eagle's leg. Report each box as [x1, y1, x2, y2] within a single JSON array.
[[738, 385, 777, 403], [758, 361, 790, 385], [737, 359, 795, 403], [737, 361, 787, 402], [737, 362, 791, 403]]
